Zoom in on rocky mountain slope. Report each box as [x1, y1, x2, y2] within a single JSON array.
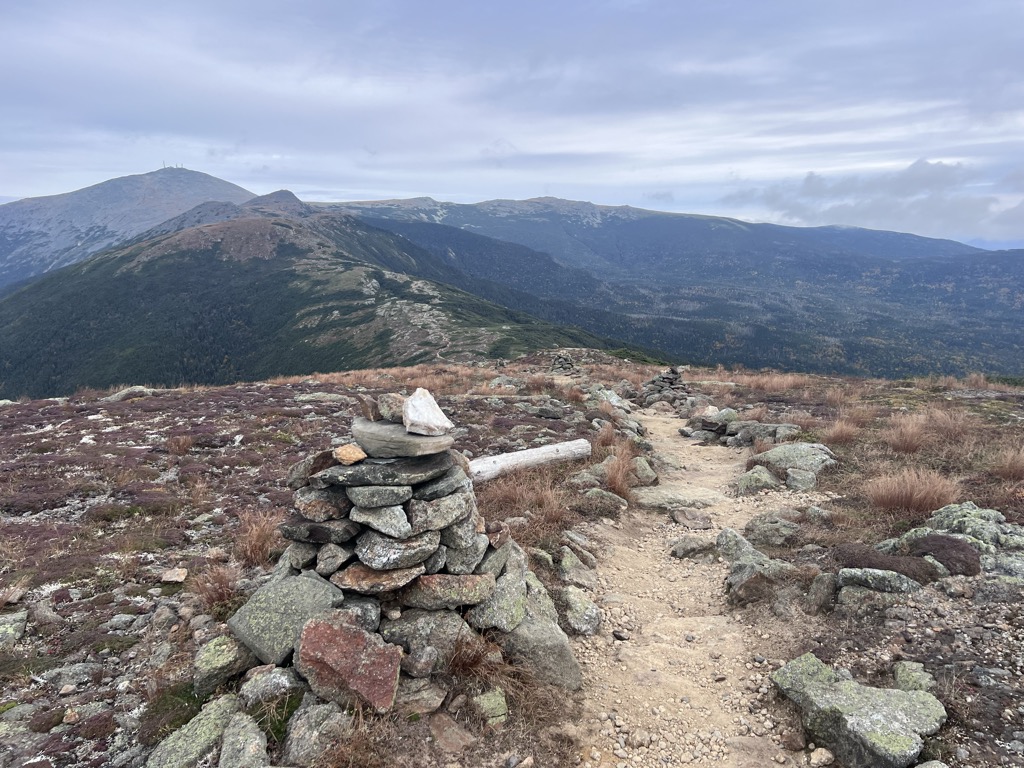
[[0, 168, 254, 291], [0, 193, 618, 399], [337, 198, 1024, 378]]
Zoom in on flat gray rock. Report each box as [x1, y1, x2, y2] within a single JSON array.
[[351, 417, 454, 458], [311, 452, 454, 488], [407, 492, 472, 534], [227, 576, 342, 665], [749, 442, 838, 477], [356, 529, 441, 570], [772, 653, 945, 768], [350, 505, 412, 539], [345, 484, 413, 508], [412, 466, 472, 501], [837, 568, 922, 593]]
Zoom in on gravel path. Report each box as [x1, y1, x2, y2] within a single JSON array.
[[570, 411, 827, 768]]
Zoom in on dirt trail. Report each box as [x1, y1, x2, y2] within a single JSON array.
[[570, 411, 815, 768]]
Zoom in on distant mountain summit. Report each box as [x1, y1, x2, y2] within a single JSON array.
[[0, 167, 254, 289]]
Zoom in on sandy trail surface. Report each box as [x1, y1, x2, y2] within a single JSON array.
[[569, 411, 821, 768]]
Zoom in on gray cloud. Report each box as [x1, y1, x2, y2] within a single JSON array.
[[2, 1, 1023, 245]]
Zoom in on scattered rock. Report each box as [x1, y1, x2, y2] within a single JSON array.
[[733, 466, 782, 495], [143, 694, 239, 768], [217, 712, 269, 768], [193, 635, 257, 699], [282, 702, 354, 767], [561, 586, 601, 636], [772, 653, 946, 768]]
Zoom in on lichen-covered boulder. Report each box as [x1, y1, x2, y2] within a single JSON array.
[[772, 653, 946, 768], [227, 576, 342, 665], [144, 694, 239, 768]]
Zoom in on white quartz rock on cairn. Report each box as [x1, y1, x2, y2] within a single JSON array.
[[403, 388, 455, 436]]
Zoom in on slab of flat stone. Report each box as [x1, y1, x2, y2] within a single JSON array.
[[287, 450, 339, 489], [279, 517, 360, 545], [445, 534, 489, 575], [635, 486, 727, 512], [227, 576, 342, 665], [293, 486, 352, 522], [331, 563, 425, 594], [412, 466, 471, 501], [351, 417, 454, 459], [345, 485, 413, 508], [311, 452, 453, 488], [407, 492, 473, 534], [398, 573, 496, 610], [403, 388, 455, 436], [750, 443, 838, 478], [356, 529, 441, 570], [350, 505, 412, 539], [772, 653, 946, 768]]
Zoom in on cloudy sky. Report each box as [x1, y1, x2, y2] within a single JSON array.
[[3, 1, 1024, 246]]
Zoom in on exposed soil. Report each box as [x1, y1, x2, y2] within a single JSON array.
[[569, 412, 826, 767]]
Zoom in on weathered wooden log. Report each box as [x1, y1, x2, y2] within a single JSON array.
[[469, 439, 592, 482]]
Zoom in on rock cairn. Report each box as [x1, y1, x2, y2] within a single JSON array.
[[639, 367, 690, 407], [226, 387, 581, 718], [549, 351, 578, 376]]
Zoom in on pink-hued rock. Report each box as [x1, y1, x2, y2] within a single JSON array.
[[403, 388, 455, 436], [330, 562, 425, 594], [296, 611, 402, 713]]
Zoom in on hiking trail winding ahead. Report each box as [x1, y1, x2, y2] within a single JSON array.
[[569, 411, 826, 768]]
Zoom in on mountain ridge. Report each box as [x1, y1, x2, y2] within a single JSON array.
[[0, 168, 255, 288]]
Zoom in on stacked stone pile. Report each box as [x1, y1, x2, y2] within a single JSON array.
[[639, 367, 691, 407], [549, 351, 578, 376], [225, 387, 581, 720]]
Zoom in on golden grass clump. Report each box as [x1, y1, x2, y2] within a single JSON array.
[[233, 508, 286, 567], [822, 419, 861, 446], [865, 467, 960, 517], [882, 413, 928, 453], [991, 446, 1024, 481], [190, 564, 245, 621], [736, 371, 815, 392], [474, 465, 578, 550], [604, 438, 639, 502]]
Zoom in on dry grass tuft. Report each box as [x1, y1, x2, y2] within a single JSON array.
[[838, 405, 880, 426], [190, 564, 245, 621], [564, 385, 587, 403], [991, 446, 1024, 481], [475, 465, 579, 550], [784, 410, 820, 430], [736, 371, 815, 392], [743, 405, 770, 422], [923, 406, 974, 441], [592, 422, 618, 449], [882, 413, 928, 453], [604, 439, 639, 503], [822, 419, 861, 446], [233, 508, 286, 567], [864, 467, 960, 519], [164, 435, 193, 456]]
